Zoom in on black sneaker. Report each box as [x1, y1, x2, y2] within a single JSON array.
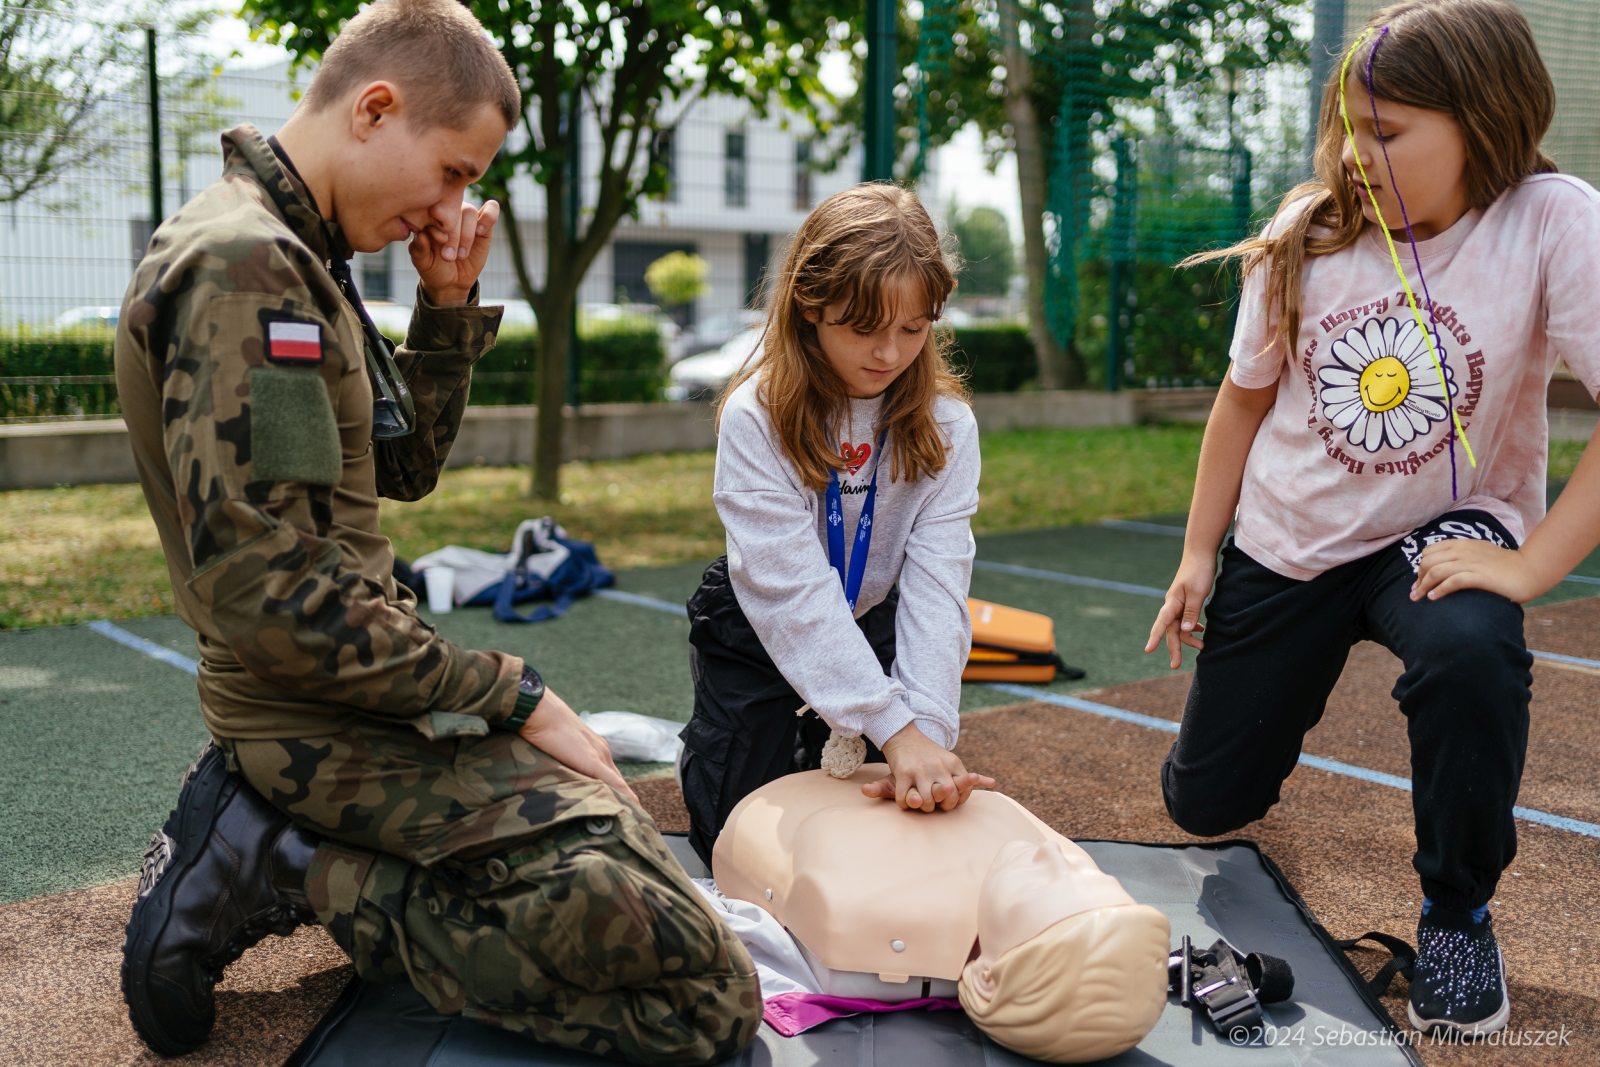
[[1407, 908, 1510, 1038], [121, 743, 321, 1055]]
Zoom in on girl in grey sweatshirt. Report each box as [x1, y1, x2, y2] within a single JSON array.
[[678, 184, 993, 867]]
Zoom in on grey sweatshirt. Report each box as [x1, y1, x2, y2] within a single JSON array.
[[714, 375, 980, 749]]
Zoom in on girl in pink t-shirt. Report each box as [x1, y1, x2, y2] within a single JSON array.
[[1145, 0, 1600, 1039]]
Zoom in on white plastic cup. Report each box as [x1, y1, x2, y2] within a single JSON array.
[[424, 567, 456, 614]]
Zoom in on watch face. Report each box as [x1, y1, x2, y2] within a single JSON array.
[[520, 667, 543, 694]]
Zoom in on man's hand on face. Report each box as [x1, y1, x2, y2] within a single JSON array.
[[516, 687, 641, 804], [412, 197, 500, 308]]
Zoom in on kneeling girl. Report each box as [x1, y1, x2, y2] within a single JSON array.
[[1147, 0, 1600, 1040], [679, 184, 993, 865]]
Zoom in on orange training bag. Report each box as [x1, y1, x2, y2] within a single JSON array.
[[962, 598, 1082, 683]]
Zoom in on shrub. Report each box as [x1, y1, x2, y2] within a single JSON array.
[[0, 316, 667, 419], [944, 323, 1036, 393], [0, 330, 120, 419], [470, 318, 666, 406]]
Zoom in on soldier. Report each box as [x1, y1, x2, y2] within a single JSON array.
[[112, 1, 759, 1062]]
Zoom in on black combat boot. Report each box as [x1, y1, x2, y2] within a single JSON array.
[[121, 743, 321, 1055]]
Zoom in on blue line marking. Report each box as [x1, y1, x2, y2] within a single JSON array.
[[972, 559, 1168, 599], [1562, 574, 1600, 586], [1531, 649, 1600, 670], [87, 620, 199, 676], [595, 589, 688, 618], [983, 683, 1600, 840]]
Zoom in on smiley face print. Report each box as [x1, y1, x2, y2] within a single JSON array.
[[1319, 316, 1456, 452]]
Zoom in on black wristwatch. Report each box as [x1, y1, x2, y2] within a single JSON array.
[[505, 665, 545, 730]]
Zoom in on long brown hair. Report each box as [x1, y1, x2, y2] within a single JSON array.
[[720, 183, 967, 489], [1187, 0, 1556, 362]]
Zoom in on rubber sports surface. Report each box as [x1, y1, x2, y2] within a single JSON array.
[[3, 519, 1597, 1065]]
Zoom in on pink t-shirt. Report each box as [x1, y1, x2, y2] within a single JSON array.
[[1229, 174, 1600, 580]]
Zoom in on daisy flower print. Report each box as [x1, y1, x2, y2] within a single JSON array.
[[1318, 316, 1456, 453]]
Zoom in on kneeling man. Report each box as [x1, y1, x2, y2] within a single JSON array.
[[113, 2, 758, 1062]]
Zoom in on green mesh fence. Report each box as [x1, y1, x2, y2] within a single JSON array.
[[913, 0, 1307, 389]]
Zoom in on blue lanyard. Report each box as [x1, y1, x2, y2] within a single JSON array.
[[825, 430, 887, 611]]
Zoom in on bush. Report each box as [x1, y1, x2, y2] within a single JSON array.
[[944, 323, 1036, 393], [0, 317, 667, 419], [470, 318, 666, 406], [1073, 261, 1234, 388], [0, 330, 120, 419]]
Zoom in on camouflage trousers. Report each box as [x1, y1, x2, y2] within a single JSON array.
[[218, 722, 760, 1066]]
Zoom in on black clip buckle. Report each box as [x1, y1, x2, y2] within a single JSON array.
[[1168, 935, 1294, 1038]]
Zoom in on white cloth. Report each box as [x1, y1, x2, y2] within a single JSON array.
[[692, 879, 821, 996], [410, 517, 570, 604], [713, 376, 980, 748], [1229, 175, 1600, 579], [578, 711, 683, 762]]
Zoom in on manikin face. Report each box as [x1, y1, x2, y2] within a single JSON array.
[[1339, 74, 1471, 242], [803, 277, 933, 399], [333, 86, 508, 254]]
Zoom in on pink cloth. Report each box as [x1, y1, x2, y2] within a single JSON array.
[[762, 993, 964, 1037], [1228, 174, 1600, 580]]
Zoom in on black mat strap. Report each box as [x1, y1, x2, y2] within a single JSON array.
[[1333, 931, 1418, 998]]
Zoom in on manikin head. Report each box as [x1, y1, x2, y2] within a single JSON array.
[[958, 840, 1170, 1063], [273, 0, 520, 255]]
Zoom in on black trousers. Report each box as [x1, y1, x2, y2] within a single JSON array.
[[1163, 510, 1532, 912], [678, 556, 897, 868]]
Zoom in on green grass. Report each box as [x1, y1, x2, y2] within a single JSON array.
[[0, 423, 1586, 629]]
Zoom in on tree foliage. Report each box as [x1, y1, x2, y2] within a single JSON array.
[[645, 250, 710, 307], [950, 205, 1014, 297], [0, 2, 202, 209]]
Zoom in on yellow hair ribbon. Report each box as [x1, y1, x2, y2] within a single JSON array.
[[1337, 29, 1476, 467]]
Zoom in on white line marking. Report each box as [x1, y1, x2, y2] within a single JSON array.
[[87, 620, 199, 676]]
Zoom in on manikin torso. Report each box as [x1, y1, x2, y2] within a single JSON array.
[[712, 764, 1139, 997]]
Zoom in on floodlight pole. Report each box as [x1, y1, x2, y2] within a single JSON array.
[[863, 0, 897, 181], [565, 90, 582, 409], [146, 27, 163, 228]]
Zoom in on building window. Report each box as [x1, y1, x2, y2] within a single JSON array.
[[130, 218, 154, 265], [361, 247, 391, 302], [724, 128, 747, 208], [793, 138, 813, 211], [652, 128, 678, 203], [743, 233, 770, 309]]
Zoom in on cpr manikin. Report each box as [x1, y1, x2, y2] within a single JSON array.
[[713, 765, 1171, 1063]]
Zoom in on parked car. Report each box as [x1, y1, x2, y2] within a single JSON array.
[[666, 325, 764, 400], [670, 308, 765, 361], [51, 306, 119, 331]]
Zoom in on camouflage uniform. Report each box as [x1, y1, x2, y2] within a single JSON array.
[[115, 125, 759, 1064]]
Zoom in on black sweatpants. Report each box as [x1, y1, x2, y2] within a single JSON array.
[[678, 556, 897, 868], [1163, 510, 1532, 912]]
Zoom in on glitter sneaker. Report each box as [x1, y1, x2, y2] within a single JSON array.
[[1407, 907, 1510, 1038]]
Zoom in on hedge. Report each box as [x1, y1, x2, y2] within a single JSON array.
[[943, 323, 1037, 393], [470, 320, 666, 406], [1, 331, 121, 420], [2, 318, 1126, 421], [0, 319, 667, 420]]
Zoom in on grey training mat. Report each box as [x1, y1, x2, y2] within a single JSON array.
[[285, 836, 1422, 1067]]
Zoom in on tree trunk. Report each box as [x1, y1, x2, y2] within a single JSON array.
[[534, 300, 572, 499], [999, 2, 1078, 389]]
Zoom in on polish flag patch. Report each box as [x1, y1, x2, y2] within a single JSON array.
[[266, 320, 324, 363]]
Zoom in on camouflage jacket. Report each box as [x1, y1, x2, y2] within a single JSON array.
[[115, 124, 522, 741]]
